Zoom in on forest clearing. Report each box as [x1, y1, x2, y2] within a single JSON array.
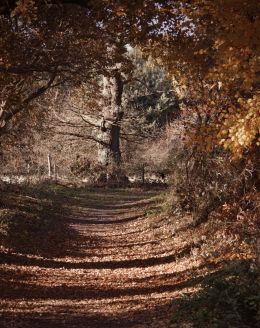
[[0, 1, 259, 327]]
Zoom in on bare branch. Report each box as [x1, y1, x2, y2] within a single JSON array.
[[68, 108, 101, 128], [2, 73, 57, 127], [56, 131, 109, 147]]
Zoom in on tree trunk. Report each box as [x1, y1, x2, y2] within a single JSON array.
[[98, 68, 124, 167]]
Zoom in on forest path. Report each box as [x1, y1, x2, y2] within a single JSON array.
[[0, 188, 198, 328]]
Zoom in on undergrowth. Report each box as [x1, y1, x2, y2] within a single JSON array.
[[163, 144, 259, 327], [0, 182, 69, 255], [171, 261, 260, 328]]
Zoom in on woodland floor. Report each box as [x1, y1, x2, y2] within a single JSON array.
[[0, 187, 256, 328]]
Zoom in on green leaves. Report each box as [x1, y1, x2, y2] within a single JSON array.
[[171, 267, 260, 327]]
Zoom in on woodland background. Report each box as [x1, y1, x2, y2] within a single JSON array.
[[0, 1, 259, 327]]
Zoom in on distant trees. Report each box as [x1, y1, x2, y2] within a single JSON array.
[[43, 49, 179, 181], [124, 48, 179, 131], [0, 0, 259, 166]]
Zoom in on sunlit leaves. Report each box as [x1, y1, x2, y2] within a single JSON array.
[[218, 95, 260, 157], [140, 0, 260, 157]]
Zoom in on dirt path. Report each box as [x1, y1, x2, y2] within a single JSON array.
[[0, 188, 198, 328]]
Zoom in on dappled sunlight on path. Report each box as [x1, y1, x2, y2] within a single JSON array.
[[0, 188, 205, 328]]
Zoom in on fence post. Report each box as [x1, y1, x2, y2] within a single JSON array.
[[48, 154, 52, 179]]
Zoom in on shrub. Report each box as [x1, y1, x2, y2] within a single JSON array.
[[166, 146, 258, 225], [171, 264, 260, 328], [0, 184, 68, 255], [0, 209, 41, 248]]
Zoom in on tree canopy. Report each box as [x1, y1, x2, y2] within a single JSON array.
[[0, 0, 259, 158]]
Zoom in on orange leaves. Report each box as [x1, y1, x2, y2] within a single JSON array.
[[115, 5, 126, 17], [218, 95, 260, 157], [11, 0, 36, 19]]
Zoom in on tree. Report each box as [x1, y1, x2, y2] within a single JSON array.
[[0, 0, 129, 139], [136, 0, 260, 157], [39, 49, 178, 184], [1, 0, 259, 160]]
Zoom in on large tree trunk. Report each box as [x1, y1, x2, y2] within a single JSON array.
[[98, 68, 124, 167]]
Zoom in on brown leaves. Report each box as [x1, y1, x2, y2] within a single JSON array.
[[11, 0, 37, 21], [115, 5, 126, 17]]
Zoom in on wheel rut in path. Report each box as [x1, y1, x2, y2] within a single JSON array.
[[0, 188, 195, 328]]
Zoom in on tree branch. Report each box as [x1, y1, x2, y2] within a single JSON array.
[[56, 131, 109, 147], [68, 108, 101, 128], [3, 73, 56, 124]]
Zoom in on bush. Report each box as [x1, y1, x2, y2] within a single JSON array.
[[0, 184, 68, 255], [0, 209, 41, 247], [166, 146, 257, 225], [171, 264, 260, 328]]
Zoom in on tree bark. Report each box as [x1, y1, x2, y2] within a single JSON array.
[[98, 68, 124, 167]]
